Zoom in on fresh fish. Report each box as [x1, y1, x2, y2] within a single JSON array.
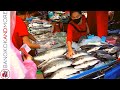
[[80, 45, 97, 51], [38, 58, 63, 69], [104, 46, 120, 54], [41, 58, 65, 70], [48, 67, 80, 79], [87, 46, 101, 53], [71, 51, 88, 59], [99, 44, 114, 50], [74, 60, 100, 69], [88, 51, 97, 57], [72, 55, 97, 65], [43, 59, 72, 74], [96, 50, 108, 55], [97, 53, 115, 60], [34, 47, 67, 61]]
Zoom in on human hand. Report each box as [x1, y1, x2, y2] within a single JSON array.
[[22, 54, 33, 61], [66, 49, 75, 58]]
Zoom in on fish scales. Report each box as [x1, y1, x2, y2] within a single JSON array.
[[43, 60, 72, 74], [72, 55, 97, 65]]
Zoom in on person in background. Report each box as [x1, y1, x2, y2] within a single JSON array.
[[66, 11, 90, 58], [12, 11, 51, 50], [10, 11, 37, 79]]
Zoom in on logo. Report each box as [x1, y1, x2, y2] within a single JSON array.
[[0, 69, 10, 79]]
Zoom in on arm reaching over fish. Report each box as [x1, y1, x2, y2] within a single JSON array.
[[66, 41, 75, 58]]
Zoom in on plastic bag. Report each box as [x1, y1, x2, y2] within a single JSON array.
[[10, 11, 37, 79]]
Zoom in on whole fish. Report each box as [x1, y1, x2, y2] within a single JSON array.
[[71, 51, 88, 59], [34, 47, 67, 61], [80, 45, 97, 51], [99, 44, 113, 50], [97, 53, 115, 61], [87, 46, 101, 53], [48, 67, 80, 79], [74, 60, 100, 69], [64, 51, 88, 58], [96, 50, 108, 55], [38, 58, 63, 69], [43, 59, 72, 74], [41, 58, 65, 70], [72, 55, 97, 65], [105, 46, 120, 54]]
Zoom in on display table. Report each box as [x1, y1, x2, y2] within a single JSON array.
[[67, 60, 116, 79]]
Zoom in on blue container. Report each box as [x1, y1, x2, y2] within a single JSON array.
[[104, 63, 120, 79]]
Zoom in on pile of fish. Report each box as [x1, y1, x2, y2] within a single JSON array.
[[35, 49, 102, 79], [33, 32, 66, 54], [34, 43, 120, 79], [34, 47, 67, 62]]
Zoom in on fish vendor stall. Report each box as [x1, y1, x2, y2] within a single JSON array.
[[27, 12, 120, 79]]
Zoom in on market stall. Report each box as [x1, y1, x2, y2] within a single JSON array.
[[26, 11, 120, 79]]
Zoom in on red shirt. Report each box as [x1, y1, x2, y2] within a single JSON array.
[[67, 15, 87, 42], [12, 16, 29, 49]]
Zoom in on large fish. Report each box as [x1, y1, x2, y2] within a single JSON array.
[[48, 67, 80, 79], [96, 53, 115, 61], [80, 45, 97, 51], [40, 58, 64, 70], [71, 51, 88, 59], [74, 59, 100, 69], [104, 46, 120, 54], [72, 55, 97, 65], [34, 47, 67, 62], [64, 51, 88, 59], [43, 59, 72, 74], [38, 57, 63, 68], [87, 46, 101, 53]]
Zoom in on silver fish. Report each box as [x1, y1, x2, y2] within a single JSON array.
[[71, 51, 88, 59], [64, 51, 88, 59], [34, 47, 67, 61], [48, 67, 80, 79], [38, 57, 64, 69], [72, 55, 97, 65], [43, 59, 72, 74], [74, 60, 100, 69], [38, 60, 49, 69], [87, 46, 101, 53], [105, 46, 120, 54], [41, 58, 64, 70]]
